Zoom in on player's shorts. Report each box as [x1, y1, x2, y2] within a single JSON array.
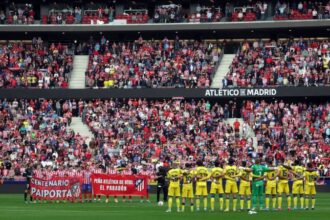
[[265, 181, 277, 195], [25, 183, 31, 191], [225, 181, 238, 194], [277, 181, 289, 194], [305, 185, 316, 195], [82, 184, 92, 193], [182, 184, 194, 198], [239, 182, 251, 196], [292, 181, 304, 194], [195, 186, 208, 196], [210, 182, 224, 194], [168, 186, 180, 197]]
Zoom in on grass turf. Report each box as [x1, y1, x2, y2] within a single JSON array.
[[0, 194, 329, 220]]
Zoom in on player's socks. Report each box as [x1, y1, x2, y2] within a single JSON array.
[[168, 198, 173, 210], [278, 197, 282, 209], [312, 199, 315, 208], [233, 199, 237, 211], [252, 195, 257, 209], [300, 197, 304, 209], [247, 199, 251, 210], [196, 199, 200, 210], [219, 198, 224, 210], [272, 198, 276, 209], [176, 198, 180, 210], [240, 199, 244, 210], [190, 204, 194, 212], [203, 198, 207, 210], [287, 196, 291, 208], [226, 199, 230, 210], [24, 192, 27, 201], [181, 203, 185, 212], [305, 198, 309, 209], [266, 198, 270, 209], [293, 197, 297, 208], [211, 198, 215, 211]]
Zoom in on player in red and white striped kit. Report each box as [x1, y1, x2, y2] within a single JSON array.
[[119, 167, 133, 203], [82, 166, 92, 202], [75, 167, 84, 203], [92, 165, 104, 202], [66, 166, 77, 203], [139, 165, 151, 203], [106, 166, 121, 203]]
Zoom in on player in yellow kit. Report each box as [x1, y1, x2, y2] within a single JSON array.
[[238, 161, 251, 211], [304, 163, 319, 210], [210, 160, 224, 211], [277, 159, 292, 210], [265, 160, 277, 211], [289, 160, 305, 210], [195, 160, 209, 211], [224, 158, 239, 212], [181, 163, 195, 212], [166, 161, 182, 212]]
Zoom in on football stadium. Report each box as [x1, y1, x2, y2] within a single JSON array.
[[0, 0, 330, 220]]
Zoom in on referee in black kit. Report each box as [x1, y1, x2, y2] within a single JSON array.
[[156, 165, 168, 203], [23, 163, 33, 203]]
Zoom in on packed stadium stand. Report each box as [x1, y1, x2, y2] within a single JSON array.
[[0, 0, 330, 198], [85, 37, 222, 88]]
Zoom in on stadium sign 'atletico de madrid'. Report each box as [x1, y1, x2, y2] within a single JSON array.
[[91, 173, 148, 197], [205, 88, 277, 97]]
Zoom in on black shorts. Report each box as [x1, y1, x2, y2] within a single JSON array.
[[26, 183, 31, 190]]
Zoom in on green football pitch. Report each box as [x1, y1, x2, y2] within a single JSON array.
[[0, 194, 330, 220]]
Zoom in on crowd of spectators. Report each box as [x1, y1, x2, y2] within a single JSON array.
[[274, 1, 330, 20], [188, 5, 222, 23], [0, 99, 82, 181], [241, 99, 330, 175], [2, 3, 35, 25], [223, 39, 330, 88], [0, 38, 74, 88], [1, 98, 329, 181], [85, 36, 222, 88], [153, 4, 184, 23], [1, 1, 330, 25], [224, 1, 268, 21]]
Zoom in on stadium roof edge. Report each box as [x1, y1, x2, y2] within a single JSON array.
[[0, 20, 329, 32]]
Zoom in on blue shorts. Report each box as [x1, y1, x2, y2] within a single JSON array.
[[82, 184, 92, 193]]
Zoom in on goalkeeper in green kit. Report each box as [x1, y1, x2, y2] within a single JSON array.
[[244, 158, 274, 212]]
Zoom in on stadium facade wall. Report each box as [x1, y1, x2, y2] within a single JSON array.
[[1, 87, 330, 99], [0, 20, 329, 32]]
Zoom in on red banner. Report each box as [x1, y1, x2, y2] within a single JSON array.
[[30, 176, 82, 200], [91, 174, 148, 196]]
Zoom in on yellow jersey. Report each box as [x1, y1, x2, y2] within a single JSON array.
[[277, 165, 289, 182], [239, 168, 250, 184], [210, 167, 223, 184], [182, 169, 195, 185], [167, 168, 182, 187], [293, 166, 305, 182], [304, 170, 319, 186], [265, 169, 277, 183], [224, 165, 238, 182], [195, 166, 209, 186]]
